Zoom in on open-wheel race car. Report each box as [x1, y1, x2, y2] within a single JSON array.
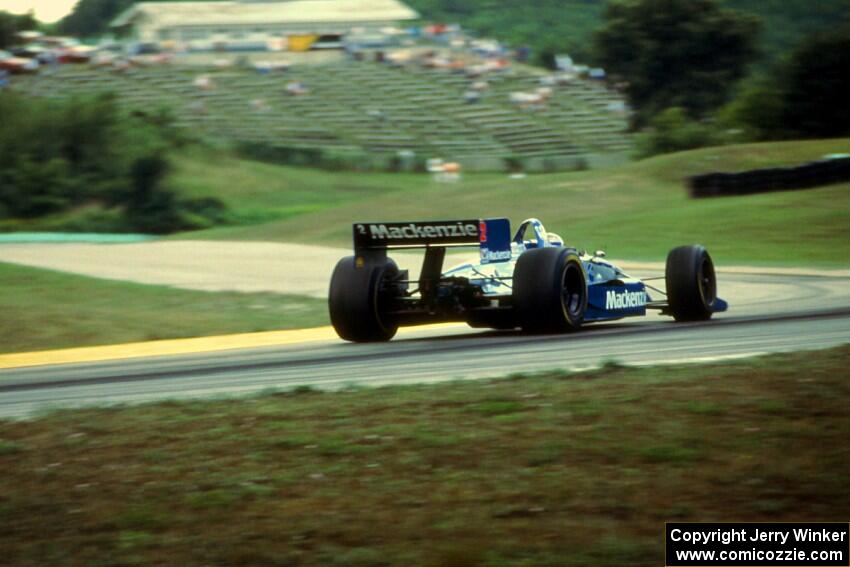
[[329, 218, 727, 342]]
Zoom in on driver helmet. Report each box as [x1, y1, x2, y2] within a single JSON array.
[[547, 232, 565, 247]]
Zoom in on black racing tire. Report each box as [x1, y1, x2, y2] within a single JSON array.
[[665, 245, 717, 322], [513, 247, 587, 333], [329, 256, 399, 342]]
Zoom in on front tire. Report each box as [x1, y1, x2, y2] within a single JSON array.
[[513, 247, 587, 333], [329, 256, 399, 342], [665, 245, 717, 322]]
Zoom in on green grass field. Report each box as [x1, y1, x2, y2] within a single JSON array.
[[170, 148, 430, 228], [1, 346, 848, 566], [175, 139, 850, 267], [0, 262, 328, 354]]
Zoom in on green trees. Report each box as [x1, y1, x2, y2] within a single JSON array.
[[407, 0, 606, 65], [0, 10, 37, 49], [721, 24, 850, 141], [404, 1, 848, 71], [0, 94, 118, 219], [58, 0, 135, 37], [594, 0, 759, 126], [778, 25, 850, 138], [635, 107, 718, 157], [0, 93, 225, 233]]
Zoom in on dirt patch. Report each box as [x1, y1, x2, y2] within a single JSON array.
[[0, 241, 472, 298]]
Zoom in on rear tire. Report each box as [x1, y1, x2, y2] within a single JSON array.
[[513, 247, 587, 333], [665, 245, 717, 322], [329, 256, 399, 342]]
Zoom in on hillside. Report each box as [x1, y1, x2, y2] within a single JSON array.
[[170, 138, 850, 267], [3, 131, 847, 266]]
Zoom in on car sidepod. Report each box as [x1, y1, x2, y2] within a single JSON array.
[[584, 282, 649, 322]]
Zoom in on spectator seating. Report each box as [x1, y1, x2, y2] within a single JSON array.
[[10, 60, 632, 170]]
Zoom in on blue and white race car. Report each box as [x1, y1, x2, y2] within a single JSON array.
[[329, 218, 727, 342]]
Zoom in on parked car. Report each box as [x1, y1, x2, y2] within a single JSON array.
[[0, 50, 39, 73], [57, 46, 95, 64]]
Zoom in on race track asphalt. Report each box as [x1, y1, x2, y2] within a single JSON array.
[[2, 270, 850, 419]]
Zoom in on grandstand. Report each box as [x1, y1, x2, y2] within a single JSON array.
[[10, 60, 632, 171], [111, 0, 419, 48]]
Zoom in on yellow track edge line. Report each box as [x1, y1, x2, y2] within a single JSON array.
[[0, 323, 466, 371]]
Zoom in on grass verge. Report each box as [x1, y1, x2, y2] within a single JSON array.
[[0, 262, 328, 354], [169, 147, 430, 228], [1, 346, 848, 566]]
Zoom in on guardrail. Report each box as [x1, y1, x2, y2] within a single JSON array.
[[688, 155, 850, 198]]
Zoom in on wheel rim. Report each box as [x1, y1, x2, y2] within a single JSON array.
[[697, 256, 716, 306], [561, 262, 585, 320]]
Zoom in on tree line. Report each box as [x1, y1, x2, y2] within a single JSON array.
[[0, 11, 38, 49], [0, 93, 226, 233], [592, 0, 850, 155]]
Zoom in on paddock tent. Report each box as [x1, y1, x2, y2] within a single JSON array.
[[110, 0, 419, 45]]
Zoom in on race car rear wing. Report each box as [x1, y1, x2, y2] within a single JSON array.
[[352, 218, 513, 264], [352, 219, 512, 291], [353, 220, 481, 250]]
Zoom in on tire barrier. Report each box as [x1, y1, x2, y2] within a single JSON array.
[[688, 155, 850, 198]]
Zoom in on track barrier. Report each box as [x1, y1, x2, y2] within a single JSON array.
[[688, 155, 850, 198]]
